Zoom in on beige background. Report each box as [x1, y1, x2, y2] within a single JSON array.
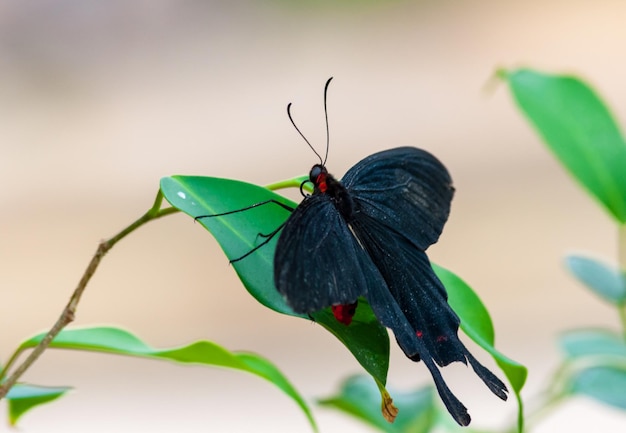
[[1, 1, 626, 431]]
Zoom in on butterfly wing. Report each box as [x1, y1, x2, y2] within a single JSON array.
[[341, 147, 454, 250], [274, 193, 381, 314], [352, 214, 507, 425], [343, 147, 507, 424]]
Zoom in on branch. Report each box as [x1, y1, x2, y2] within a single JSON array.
[[0, 191, 178, 399]]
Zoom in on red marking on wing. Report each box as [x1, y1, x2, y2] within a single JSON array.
[[332, 302, 357, 325]]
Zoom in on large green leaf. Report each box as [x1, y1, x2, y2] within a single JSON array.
[[5, 383, 71, 426], [318, 375, 436, 433], [161, 176, 295, 313], [160, 175, 390, 386], [434, 264, 527, 431], [565, 255, 626, 305], [20, 326, 316, 430], [503, 68, 626, 223]]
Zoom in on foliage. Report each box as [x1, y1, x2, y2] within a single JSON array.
[[501, 68, 626, 430]]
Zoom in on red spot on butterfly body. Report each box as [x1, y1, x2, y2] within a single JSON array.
[[316, 173, 328, 193], [436, 335, 448, 343], [416, 330, 423, 338]]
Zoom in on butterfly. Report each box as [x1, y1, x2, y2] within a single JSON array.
[[202, 78, 508, 425]]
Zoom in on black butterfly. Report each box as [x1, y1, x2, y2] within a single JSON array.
[[202, 78, 508, 425]]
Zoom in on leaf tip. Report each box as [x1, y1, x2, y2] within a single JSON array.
[[380, 389, 399, 423]]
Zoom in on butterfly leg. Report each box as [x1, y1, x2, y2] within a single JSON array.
[[194, 199, 294, 262], [194, 199, 294, 221], [229, 222, 287, 263]]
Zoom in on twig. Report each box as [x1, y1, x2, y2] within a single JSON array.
[[618, 224, 626, 339], [0, 191, 178, 399]]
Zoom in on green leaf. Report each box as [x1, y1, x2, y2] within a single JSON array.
[[20, 326, 316, 431], [560, 329, 626, 359], [161, 176, 295, 313], [434, 264, 527, 432], [567, 365, 626, 410], [503, 68, 626, 223], [565, 254, 626, 304], [160, 176, 390, 388], [6, 383, 71, 425], [318, 375, 436, 433], [313, 299, 390, 386]]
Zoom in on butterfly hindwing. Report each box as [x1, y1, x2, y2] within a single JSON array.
[[362, 217, 507, 396], [350, 214, 462, 362], [342, 147, 454, 250], [358, 223, 472, 425]]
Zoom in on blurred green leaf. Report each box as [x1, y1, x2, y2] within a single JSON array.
[[318, 375, 436, 433], [560, 329, 626, 359], [160, 175, 390, 386], [6, 383, 71, 425], [503, 68, 626, 224], [565, 255, 626, 304], [567, 365, 626, 410], [559, 330, 626, 412], [21, 326, 316, 431], [434, 264, 527, 432]]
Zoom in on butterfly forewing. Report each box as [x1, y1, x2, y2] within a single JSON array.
[[342, 147, 454, 250], [274, 194, 378, 313]]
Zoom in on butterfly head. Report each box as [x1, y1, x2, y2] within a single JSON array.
[[310, 164, 330, 194]]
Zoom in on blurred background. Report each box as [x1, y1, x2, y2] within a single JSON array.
[[1, 1, 626, 431]]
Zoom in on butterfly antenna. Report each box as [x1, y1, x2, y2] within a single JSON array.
[[287, 102, 323, 165], [322, 77, 333, 165]]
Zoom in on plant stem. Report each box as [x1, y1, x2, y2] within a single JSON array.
[[619, 224, 626, 339], [523, 390, 566, 432], [617, 224, 626, 271], [264, 176, 308, 192], [0, 191, 178, 399]]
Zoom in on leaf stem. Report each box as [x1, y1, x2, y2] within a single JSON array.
[[264, 175, 308, 192], [519, 361, 571, 432], [618, 224, 626, 339], [522, 390, 566, 432], [619, 223, 626, 272], [0, 190, 178, 399]]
